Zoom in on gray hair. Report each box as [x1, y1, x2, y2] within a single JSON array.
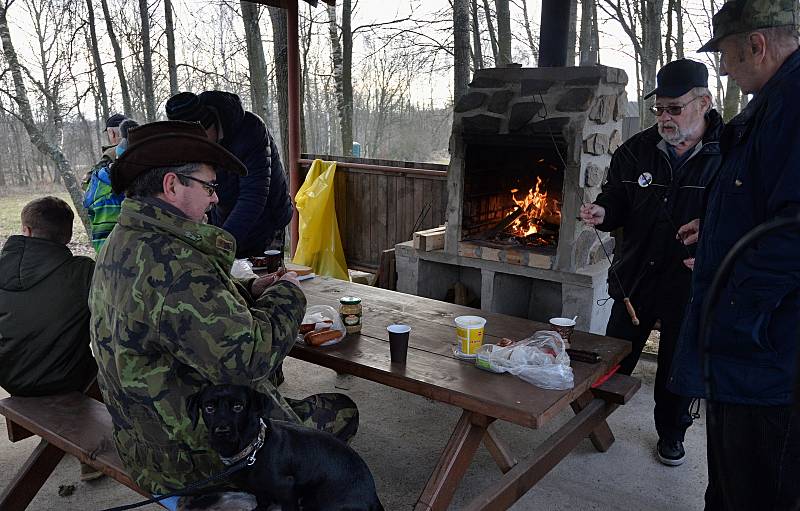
[[126, 162, 202, 198], [691, 87, 714, 113]]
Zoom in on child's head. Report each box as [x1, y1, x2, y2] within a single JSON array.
[[20, 196, 74, 245]]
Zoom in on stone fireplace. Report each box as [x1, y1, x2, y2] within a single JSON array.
[[395, 66, 628, 334]]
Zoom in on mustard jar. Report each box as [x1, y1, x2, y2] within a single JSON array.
[[339, 296, 363, 334]]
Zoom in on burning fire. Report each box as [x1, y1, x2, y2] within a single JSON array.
[[508, 177, 561, 238]]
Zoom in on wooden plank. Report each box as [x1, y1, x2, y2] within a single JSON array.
[[591, 373, 641, 405], [461, 398, 612, 511], [6, 419, 33, 442], [376, 173, 389, 254], [387, 176, 398, 249], [413, 226, 445, 252], [0, 439, 64, 511], [415, 411, 487, 511], [376, 249, 396, 290], [482, 427, 517, 474]]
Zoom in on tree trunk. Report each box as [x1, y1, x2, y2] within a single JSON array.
[[566, 0, 578, 65], [520, 0, 538, 63], [674, 0, 684, 59], [268, 6, 289, 162], [99, 0, 132, 115], [454, 0, 470, 103], [470, 0, 483, 69], [86, 0, 109, 122], [665, 0, 674, 63], [723, 79, 741, 121], [0, 3, 89, 233], [327, 1, 353, 156], [495, 0, 511, 66], [579, 0, 598, 65], [481, 0, 498, 64], [165, 0, 178, 97], [242, 1, 270, 122], [138, 0, 155, 121], [640, 0, 664, 127]]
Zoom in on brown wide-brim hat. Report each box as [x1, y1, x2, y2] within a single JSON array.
[[111, 120, 246, 195]]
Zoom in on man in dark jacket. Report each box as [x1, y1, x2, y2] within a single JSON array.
[[0, 196, 101, 480], [670, 1, 800, 509], [580, 59, 723, 467], [165, 91, 293, 258]]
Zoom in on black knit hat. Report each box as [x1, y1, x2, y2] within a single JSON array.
[[106, 113, 126, 128], [165, 92, 217, 129]]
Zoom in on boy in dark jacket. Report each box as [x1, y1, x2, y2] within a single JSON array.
[[165, 91, 293, 258], [0, 196, 100, 479], [580, 59, 723, 467]]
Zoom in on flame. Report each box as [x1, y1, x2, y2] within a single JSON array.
[[508, 177, 561, 238]]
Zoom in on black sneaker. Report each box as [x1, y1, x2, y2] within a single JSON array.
[[657, 439, 685, 466]]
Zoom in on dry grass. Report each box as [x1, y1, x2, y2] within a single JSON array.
[[0, 186, 93, 258]]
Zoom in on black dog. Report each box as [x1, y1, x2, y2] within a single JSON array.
[[187, 384, 384, 511]]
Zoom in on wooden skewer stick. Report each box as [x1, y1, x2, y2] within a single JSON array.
[[623, 297, 640, 326]]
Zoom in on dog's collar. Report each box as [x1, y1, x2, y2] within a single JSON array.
[[219, 418, 268, 467]]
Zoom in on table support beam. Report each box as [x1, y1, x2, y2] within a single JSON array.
[[0, 439, 64, 511]]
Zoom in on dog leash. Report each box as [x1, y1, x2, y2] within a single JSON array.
[[99, 443, 259, 511]]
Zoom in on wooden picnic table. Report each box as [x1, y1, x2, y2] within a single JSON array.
[[292, 276, 639, 510]]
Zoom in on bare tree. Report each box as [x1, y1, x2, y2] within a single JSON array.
[[516, 0, 538, 63], [99, 0, 132, 115], [495, 0, 511, 66], [165, 0, 178, 96], [138, 0, 155, 121], [0, 0, 89, 231], [579, 0, 599, 65], [327, 0, 353, 156], [268, 6, 289, 161], [242, 1, 270, 121], [481, 0, 498, 64], [566, 0, 578, 65], [85, 0, 109, 122], [470, 0, 484, 69]]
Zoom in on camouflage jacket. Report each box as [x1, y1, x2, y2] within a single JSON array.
[[89, 198, 306, 494]]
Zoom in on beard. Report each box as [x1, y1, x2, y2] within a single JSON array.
[[658, 120, 698, 146]]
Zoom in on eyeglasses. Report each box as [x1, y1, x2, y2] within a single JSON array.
[[649, 96, 700, 117], [177, 174, 219, 197]]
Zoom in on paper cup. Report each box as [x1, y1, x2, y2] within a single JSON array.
[[548, 317, 576, 344], [387, 324, 411, 364], [454, 315, 486, 355]]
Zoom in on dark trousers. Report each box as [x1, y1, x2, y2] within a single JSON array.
[[705, 402, 800, 511], [605, 297, 694, 442]]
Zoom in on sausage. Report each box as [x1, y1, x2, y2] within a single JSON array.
[[299, 320, 332, 334], [304, 328, 342, 346]]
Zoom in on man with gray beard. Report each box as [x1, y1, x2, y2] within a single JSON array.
[[580, 59, 723, 467]]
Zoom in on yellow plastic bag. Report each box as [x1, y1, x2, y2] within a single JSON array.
[[292, 159, 349, 280]]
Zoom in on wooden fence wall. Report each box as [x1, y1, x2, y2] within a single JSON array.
[[300, 155, 449, 270]]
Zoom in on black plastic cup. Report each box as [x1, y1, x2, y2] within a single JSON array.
[[264, 250, 283, 273], [387, 324, 411, 364]]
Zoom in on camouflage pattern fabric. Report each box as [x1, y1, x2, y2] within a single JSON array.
[[700, 0, 800, 51], [89, 198, 357, 495]]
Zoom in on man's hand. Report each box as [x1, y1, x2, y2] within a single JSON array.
[[251, 270, 300, 297], [683, 258, 695, 270], [677, 218, 700, 246], [579, 204, 606, 226]]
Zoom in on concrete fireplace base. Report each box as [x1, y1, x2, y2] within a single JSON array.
[[395, 241, 613, 334]]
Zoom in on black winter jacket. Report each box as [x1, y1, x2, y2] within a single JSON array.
[[594, 109, 723, 306], [201, 91, 293, 257], [0, 236, 97, 396]]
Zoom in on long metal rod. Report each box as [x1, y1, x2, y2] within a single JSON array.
[[298, 158, 447, 178], [287, 1, 301, 256]]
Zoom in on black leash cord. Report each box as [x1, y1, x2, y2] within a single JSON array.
[[698, 213, 800, 400], [99, 457, 250, 511]]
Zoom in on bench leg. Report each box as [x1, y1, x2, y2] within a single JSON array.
[[415, 410, 488, 511], [482, 426, 517, 474], [571, 390, 615, 452], [1, 439, 65, 511]]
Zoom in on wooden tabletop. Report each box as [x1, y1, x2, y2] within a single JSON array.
[[292, 277, 630, 430]]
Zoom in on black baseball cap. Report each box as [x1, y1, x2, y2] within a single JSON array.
[[643, 59, 709, 100], [105, 113, 126, 128]]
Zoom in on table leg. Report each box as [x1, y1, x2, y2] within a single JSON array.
[[415, 410, 488, 511], [482, 426, 517, 474], [570, 390, 615, 452], [0, 439, 65, 511]]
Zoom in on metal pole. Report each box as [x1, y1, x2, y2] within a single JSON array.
[[538, 0, 570, 67], [287, 1, 301, 256]]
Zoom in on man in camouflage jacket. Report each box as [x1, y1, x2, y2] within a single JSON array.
[[90, 121, 358, 496]]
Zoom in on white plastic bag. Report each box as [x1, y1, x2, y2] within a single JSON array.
[[475, 330, 574, 390], [231, 259, 258, 280], [299, 305, 346, 346]]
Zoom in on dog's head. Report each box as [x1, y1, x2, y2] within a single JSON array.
[[186, 384, 270, 457]]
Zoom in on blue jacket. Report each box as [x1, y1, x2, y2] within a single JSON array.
[[200, 91, 293, 257], [668, 50, 800, 406]]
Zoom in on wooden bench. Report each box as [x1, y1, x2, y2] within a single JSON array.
[[0, 392, 154, 511]]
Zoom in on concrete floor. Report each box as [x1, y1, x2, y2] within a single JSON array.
[[0, 356, 707, 510]]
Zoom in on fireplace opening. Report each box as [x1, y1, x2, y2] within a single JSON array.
[[461, 140, 566, 253]]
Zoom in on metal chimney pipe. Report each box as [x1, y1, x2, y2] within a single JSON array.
[[538, 0, 571, 67]]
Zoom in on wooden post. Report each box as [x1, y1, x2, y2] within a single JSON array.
[[287, 0, 301, 256]]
